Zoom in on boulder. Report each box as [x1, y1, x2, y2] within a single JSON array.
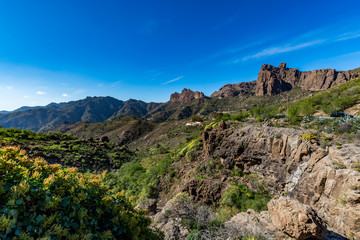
[[268, 197, 327, 239], [224, 209, 287, 239]]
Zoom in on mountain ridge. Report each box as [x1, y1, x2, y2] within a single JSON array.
[[1, 63, 359, 131]]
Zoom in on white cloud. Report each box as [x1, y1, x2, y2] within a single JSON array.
[[162, 76, 183, 85], [6, 86, 13, 90], [36, 91, 47, 95], [240, 40, 325, 62], [62, 93, 69, 97], [23, 96, 29, 99]]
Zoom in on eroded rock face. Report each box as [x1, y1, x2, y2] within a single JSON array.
[[268, 197, 327, 240], [210, 81, 256, 98], [170, 88, 205, 103], [255, 63, 359, 96], [202, 125, 309, 193], [202, 124, 360, 238]]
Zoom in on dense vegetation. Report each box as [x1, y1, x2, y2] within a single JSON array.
[[0, 128, 132, 172], [220, 183, 271, 213], [0, 146, 160, 239]]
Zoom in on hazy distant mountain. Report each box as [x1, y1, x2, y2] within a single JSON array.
[[0, 106, 42, 114], [0, 97, 159, 131]]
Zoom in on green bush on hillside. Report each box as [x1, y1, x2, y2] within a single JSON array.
[[221, 184, 271, 213], [0, 146, 160, 240]]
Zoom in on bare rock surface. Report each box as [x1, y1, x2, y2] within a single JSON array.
[[268, 197, 327, 239], [289, 144, 360, 239], [255, 63, 359, 96]]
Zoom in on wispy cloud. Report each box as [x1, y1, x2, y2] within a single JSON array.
[[62, 93, 69, 97], [162, 76, 183, 85], [336, 31, 360, 41], [239, 40, 325, 62], [228, 18, 360, 64], [23, 96, 29, 99], [36, 91, 47, 95], [6, 86, 13, 90], [195, 37, 276, 66]]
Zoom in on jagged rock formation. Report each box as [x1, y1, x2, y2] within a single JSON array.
[[210, 81, 256, 99], [255, 63, 360, 96], [169, 88, 205, 103]]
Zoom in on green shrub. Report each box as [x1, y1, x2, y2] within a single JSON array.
[[221, 184, 271, 213], [231, 111, 250, 121], [0, 146, 159, 240]]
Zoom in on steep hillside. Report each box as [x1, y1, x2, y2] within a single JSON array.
[[52, 116, 154, 145]]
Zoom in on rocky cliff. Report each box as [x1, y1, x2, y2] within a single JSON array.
[[210, 81, 256, 99], [154, 123, 360, 239], [255, 63, 360, 96], [169, 88, 205, 103]]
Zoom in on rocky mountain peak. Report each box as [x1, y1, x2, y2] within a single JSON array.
[[255, 62, 360, 96], [169, 88, 205, 103], [210, 81, 256, 99]]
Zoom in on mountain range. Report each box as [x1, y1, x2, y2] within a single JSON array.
[[0, 63, 359, 131]]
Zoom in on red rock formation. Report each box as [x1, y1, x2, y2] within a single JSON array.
[[169, 88, 205, 103], [255, 63, 360, 96]]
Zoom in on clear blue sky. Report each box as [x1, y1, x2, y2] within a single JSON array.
[[1, 0, 360, 110]]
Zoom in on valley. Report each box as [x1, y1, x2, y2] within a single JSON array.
[[1, 63, 360, 239]]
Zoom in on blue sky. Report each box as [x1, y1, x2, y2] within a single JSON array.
[[1, 0, 360, 110]]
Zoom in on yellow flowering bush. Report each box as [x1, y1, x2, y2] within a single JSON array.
[[0, 146, 160, 239], [301, 134, 317, 141]]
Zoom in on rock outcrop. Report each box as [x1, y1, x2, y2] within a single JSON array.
[[255, 63, 360, 96], [210, 81, 256, 99], [170, 88, 205, 103], [201, 124, 360, 238], [268, 197, 327, 239], [289, 144, 360, 239]]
